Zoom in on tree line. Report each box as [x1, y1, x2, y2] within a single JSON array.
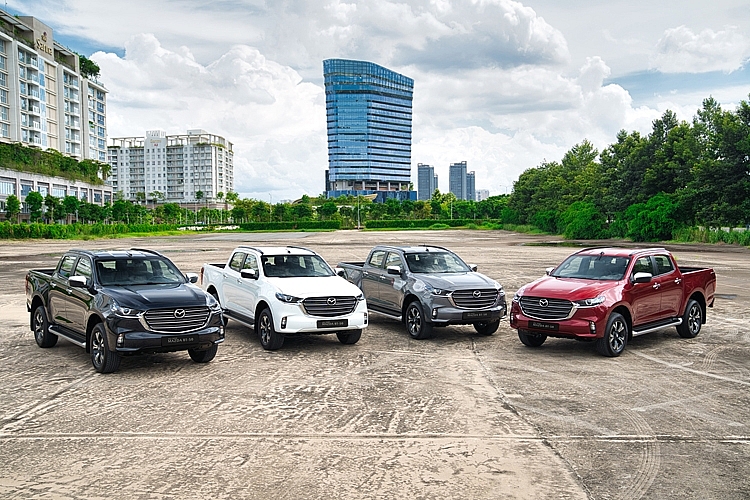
[[506, 96, 750, 241]]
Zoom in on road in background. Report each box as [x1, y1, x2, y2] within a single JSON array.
[[0, 230, 748, 499]]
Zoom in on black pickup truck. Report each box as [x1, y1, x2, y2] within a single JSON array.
[[26, 248, 224, 373]]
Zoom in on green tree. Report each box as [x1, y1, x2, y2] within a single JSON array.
[[317, 201, 339, 220], [44, 194, 62, 223], [5, 194, 20, 222]]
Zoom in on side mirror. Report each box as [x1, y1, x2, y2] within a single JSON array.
[[186, 273, 199, 284], [545, 267, 555, 276], [335, 267, 346, 278], [69, 275, 88, 288], [241, 269, 258, 280], [632, 272, 652, 284], [386, 265, 402, 276], [469, 264, 478, 272]]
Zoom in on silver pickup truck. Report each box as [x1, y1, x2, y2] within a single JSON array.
[[337, 245, 507, 339]]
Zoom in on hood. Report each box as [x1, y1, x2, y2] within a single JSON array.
[[267, 275, 363, 298], [417, 272, 499, 290], [104, 283, 209, 309], [519, 276, 618, 300]]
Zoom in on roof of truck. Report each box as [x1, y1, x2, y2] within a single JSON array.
[[574, 247, 668, 258], [236, 245, 317, 256]]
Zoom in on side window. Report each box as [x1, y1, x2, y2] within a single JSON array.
[[654, 255, 674, 275], [632, 257, 653, 275], [243, 254, 258, 272], [57, 255, 77, 279], [385, 252, 403, 269], [367, 250, 386, 268], [73, 257, 92, 280], [228, 252, 245, 272]]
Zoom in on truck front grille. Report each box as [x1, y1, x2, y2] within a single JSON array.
[[451, 289, 499, 309], [143, 306, 210, 333], [519, 296, 573, 320], [302, 296, 357, 317]]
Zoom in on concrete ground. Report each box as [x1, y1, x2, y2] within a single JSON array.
[[0, 230, 748, 499]]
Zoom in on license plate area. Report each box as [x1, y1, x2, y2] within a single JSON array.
[[161, 335, 198, 346], [317, 319, 348, 328], [462, 311, 492, 320], [529, 321, 559, 331]]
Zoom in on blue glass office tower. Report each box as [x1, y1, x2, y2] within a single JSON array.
[[324, 59, 416, 201]]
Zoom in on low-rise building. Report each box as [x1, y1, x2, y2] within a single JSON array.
[[107, 129, 234, 205]]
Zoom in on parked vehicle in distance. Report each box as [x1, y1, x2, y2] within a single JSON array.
[[26, 249, 224, 373], [200, 246, 368, 350], [510, 247, 717, 356], [338, 245, 507, 339]]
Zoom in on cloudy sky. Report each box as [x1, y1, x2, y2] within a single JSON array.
[[11, 0, 750, 200]]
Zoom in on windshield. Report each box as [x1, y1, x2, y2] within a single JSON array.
[[261, 254, 334, 278], [551, 255, 630, 280], [96, 257, 186, 286], [405, 252, 470, 274]]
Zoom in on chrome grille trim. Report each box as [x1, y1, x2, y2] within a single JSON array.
[[450, 288, 499, 309], [142, 306, 211, 333], [519, 296, 574, 320], [301, 296, 357, 317]]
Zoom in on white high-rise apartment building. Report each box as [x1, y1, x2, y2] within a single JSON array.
[[107, 130, 234, 204], [0, 10, 107, 161]]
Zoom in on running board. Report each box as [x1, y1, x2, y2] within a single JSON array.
[[632, 318, 682, 337], [48, 326, 86, 348], [368, 309, 402, 321], [224, 312, 255, 329]]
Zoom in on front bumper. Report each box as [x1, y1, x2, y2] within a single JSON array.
[[509, 301, 606, 339], [428, 299, 507, 326], [105, 314, 225, 353], [273, 300, 368, 334]]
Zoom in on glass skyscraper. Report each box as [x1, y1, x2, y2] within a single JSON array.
[[324, 59, 416, 201]]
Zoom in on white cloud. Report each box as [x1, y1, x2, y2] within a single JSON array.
[[651, 25, 750, 73], [95, 34, 327, 200]]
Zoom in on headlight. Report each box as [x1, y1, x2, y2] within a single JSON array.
[[424, 282, 444, 295], [574, 296, 605, 307], [512, 292, 521, 303], [275, 292, 302, 303], [111, 300, 142, 317], [207, 295, 222, 312], [356, 293, 365, 301]]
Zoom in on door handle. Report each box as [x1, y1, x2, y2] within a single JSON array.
[[675, 278, 682, 284], [652, 283, 661, 289]]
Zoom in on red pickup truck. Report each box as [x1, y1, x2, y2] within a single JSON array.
[[509, 247, 716, 356]]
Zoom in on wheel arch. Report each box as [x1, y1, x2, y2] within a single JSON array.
[[686, 292, 706, 324], [85, 314, 106, 353], [255, 300, 271, 329], [610, 305, 632, 340], [29, 295, 45, 330], [401, 293, 421, 321]]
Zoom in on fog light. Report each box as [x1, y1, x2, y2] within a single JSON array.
[[281, 317, 287, 329], [589, 321, 596, 334], [432, 308, 438, 318], [364, 312, 368, 325], [510, 313, 515, 322], [117, 334, 125, 347]]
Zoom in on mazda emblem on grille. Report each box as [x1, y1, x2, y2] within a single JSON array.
[[473, 290, 482, 298], [174, 309, 186, 318], [327, 297, 337, 306], [539, 299, 548, 307]]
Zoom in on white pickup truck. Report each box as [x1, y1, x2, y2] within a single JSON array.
[[200, 246, 368, 350]]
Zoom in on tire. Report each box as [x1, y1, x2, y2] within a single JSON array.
[[189, 344, 218, 363], [257, 308, 284, 350], [337, 329, 362, 345], [677, 299, 702, 338], [32, 305, 57, 348], [90, 323, 121, 373], [518, 329, 546, 347], [596, 312, 628, 357], [405, 301, 433, 340], [211, 291, 228, 327], [474, 320, 500, 336]]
